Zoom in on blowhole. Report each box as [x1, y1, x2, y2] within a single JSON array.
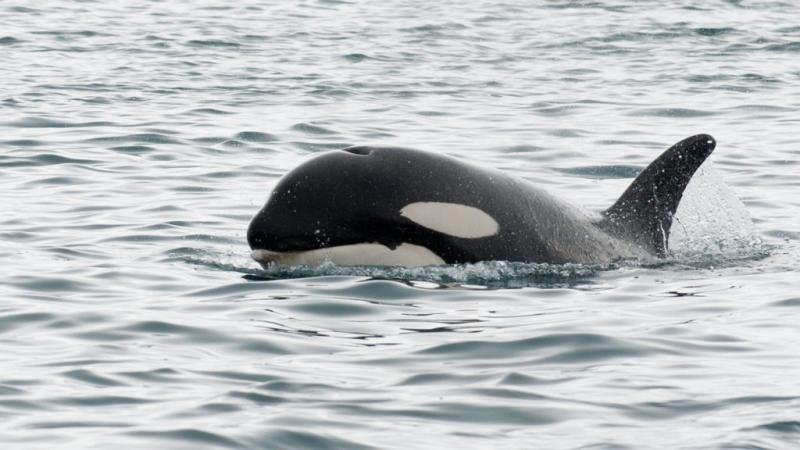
[[342, 146, 372, 156]]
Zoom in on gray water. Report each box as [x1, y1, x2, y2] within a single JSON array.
[[2, 1, 799, 449]]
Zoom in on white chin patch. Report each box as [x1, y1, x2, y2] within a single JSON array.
[[251, 243, 445, 268], [400, 202, 499, 239]]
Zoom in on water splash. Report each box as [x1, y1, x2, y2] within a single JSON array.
[[669, 161, 766, 266]]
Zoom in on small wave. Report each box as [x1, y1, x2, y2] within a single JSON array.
[[62, 369, 126, 387], [416, 333, 659, 362], [343, 53, 370, 63], [217, 139, 248, 148], [31, 30, 105, 37], [599, 31, 680, 43], [127, 429, 245, 449], [8, 6, 38, 13], [186, 39, 241, 48], [235, 131, 279, 143], [185, 107, 234, 115], [243, 429, 378, 450], [558, 165, 642, 179], [109, 145, 155, 155], [694, 27, 736, 37], [290, 122, 338, 135], [763, 42, 800, 52], [626, 108, 718, 118], [86, 133, 182, 145], [7, 116, 115, 128], [399, 23, 469, 34], [290, 141, 350, 152], [2, 139, 44, 147], [309, 84, 357, 98], [0, 153, 97, 168], [662, 239, 770, 270], [747, 420, 800, 433]]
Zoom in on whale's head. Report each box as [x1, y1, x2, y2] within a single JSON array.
[[247, 146, 501, 267]]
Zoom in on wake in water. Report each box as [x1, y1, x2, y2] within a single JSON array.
[[246, 260, 604, 289]]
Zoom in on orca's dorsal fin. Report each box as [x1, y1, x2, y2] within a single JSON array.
[[601, 134, 716, 256]]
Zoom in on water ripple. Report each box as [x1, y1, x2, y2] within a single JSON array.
[[6, 117, 115, 128], [1, 1, 798, 449], [290, 122, 339, 135], [416, 333, 668, 362]]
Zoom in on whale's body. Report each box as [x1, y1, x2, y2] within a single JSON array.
[[248, 134, 716, 267]]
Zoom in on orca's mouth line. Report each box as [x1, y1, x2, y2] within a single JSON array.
[[251, 249, 309, 265], [250, 243, 445, 268]]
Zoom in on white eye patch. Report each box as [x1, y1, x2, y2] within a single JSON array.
[[400, 202, 499, 239]]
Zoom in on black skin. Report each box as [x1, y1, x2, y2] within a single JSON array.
[[248, 134, 716, 264], [601, 134, 716, 256]]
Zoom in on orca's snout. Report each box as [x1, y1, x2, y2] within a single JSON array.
[[247, 216, 319, 252], [246, 216, 270, 250], [247, 212, 283, 251]]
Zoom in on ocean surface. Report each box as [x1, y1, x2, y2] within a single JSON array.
[[2, 1, 799, 449]]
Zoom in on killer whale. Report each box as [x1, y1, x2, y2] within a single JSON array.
[[247, 134, 716, 267]]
